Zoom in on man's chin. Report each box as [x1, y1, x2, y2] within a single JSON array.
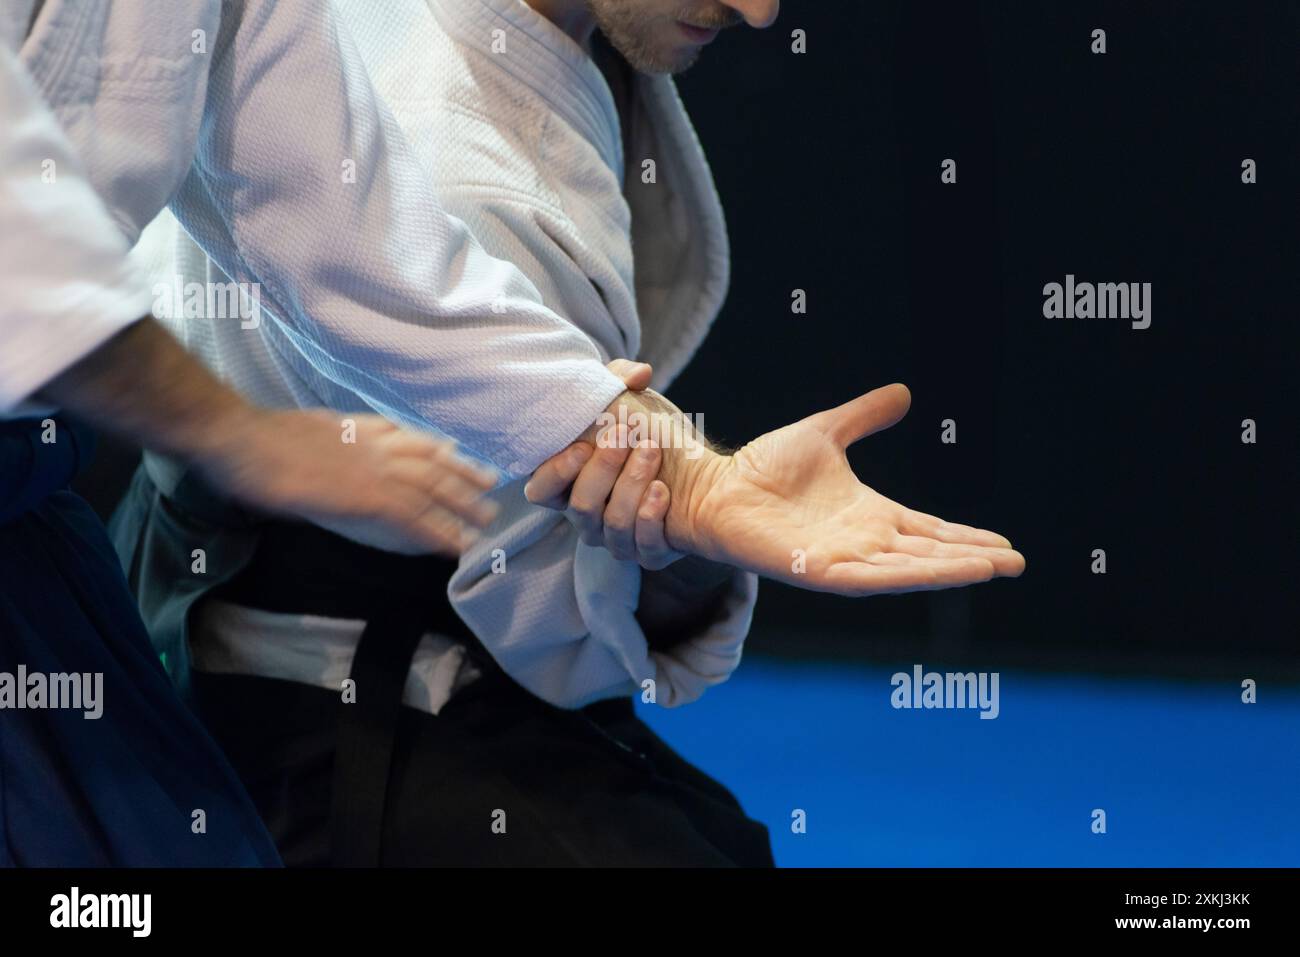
[[668, 49, 703, 75], [628, 47, 702, 76]]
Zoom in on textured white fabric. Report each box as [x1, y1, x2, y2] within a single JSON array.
[[342, 0, 758, 708], [12, 0, 757, 709], [11, 0, 628, 475], [197, 0, 757, 711], [0, 41, 148, 414]]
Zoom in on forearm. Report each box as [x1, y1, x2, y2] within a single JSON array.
[[35, 317, 258, 466]]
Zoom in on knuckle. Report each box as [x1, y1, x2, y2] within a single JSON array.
[[595, 447, 629, 473], [603, 503, 633, 532]]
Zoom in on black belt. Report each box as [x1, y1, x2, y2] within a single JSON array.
[[210, 516, 493, 867], [331, 610, 426, 867]]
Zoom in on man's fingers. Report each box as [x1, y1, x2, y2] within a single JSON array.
[[361, 485, 469, 557], [891, 534, 1025, 577], [821, 555, 995, 595], [899, 508, 1014, 549], [568, 425, 632, 545], [430, 442, 499, 490], [635, 480, 681, 570], [606, 358, 653, 391], [390, 457, 498, 527], [409, 506, 476, 557], [524, 442, 594, 508], [602, 440, 661, 560], [380, 434, 498, 499], [431, 470, 500, 528], [804, 383, 912, 449]]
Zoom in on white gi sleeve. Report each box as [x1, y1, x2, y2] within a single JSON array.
[[177, 1, 626, 476], [15, 0, 626, 474], [0, 44, 148, 412]]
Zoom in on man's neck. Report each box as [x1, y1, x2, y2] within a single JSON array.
[[524, 0, 597, 51]]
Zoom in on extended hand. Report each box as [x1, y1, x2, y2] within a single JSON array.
[[673, 384, 1025, 594]]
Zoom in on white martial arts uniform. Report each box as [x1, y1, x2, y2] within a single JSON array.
[[8, 0, 627, 475], [0, 41, 148, 416], [368, 0, 757, 707], [168, 0, 759, 710]]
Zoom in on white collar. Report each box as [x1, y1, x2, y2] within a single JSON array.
[[429, 0, 622, 175]]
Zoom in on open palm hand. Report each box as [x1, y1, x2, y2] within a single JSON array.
[[688, 384, 1024, 594]]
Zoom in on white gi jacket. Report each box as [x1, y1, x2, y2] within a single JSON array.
[[0, 41, 148, 415], [339, 0, 759, 707], [12, 0, 756, 708], [7, 0, 627, 475], [184, 0, 759, 709]]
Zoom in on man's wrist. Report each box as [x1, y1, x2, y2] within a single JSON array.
[[586, 388, 730, 558], [661, 448, 729, 557]]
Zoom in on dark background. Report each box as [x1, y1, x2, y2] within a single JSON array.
[[668, 0, 1299, 678], [79, 0, 1299, 680]]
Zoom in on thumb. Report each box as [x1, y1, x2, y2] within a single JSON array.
[[806, 383, 912, 448], [606, 358, 653, 391]]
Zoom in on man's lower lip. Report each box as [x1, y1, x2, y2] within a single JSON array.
[[677, 22, 720, 44]]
